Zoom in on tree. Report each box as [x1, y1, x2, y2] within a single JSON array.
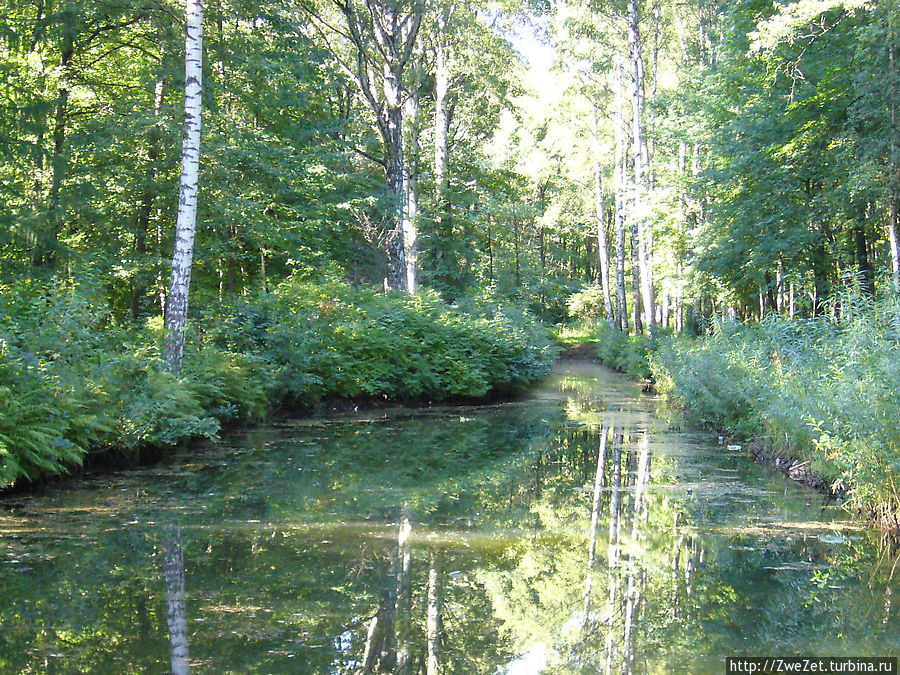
[[162, 526, 190, 675], [592, 105, 615, 329], [163, 0, 204, 372], [628, 0, 655, 331], [304, 0, 424, 292]]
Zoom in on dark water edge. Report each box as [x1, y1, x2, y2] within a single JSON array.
[[0, 381, 541, 499], [1, 360, 898, 673]]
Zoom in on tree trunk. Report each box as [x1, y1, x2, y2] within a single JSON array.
[[162, 527, 190, 675], [631, 222, 643, 335], [608, 434, 622, 575], [433, 19, 451, 261], [395, 516, 412, 675], [677, 142, 688, 330], [891, 191, 900, 292], [629, 0, 655, 332], [776, 265, 783, 314], [514, 218, 521, 288], [853, 217, 873, 297], [614, 57, 629, 332], [132, 75, 166, 321], [593, 107, 615, 329], [758, 285, 766, 320], [260, 249, 268, 293], [811, 238, 830, 317], [890, 33, 900, 292], [623, 435, 651, 672], [163, 0, 204, 373], [582, 423, 609, 629], [34, 22, 74, 268], [487, 215, 494, 281], [605, 431, 623, 673], [789, 281, 795, 318], [402, 62, 420, 293], [383, 59, 407, 291], [310, 0, 422, 293], [359, 553, 399, 674]]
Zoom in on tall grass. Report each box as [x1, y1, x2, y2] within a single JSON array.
[[651, 294, 900, 528]]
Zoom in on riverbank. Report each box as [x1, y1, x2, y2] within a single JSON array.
[[4, 359, 895, 671], [0, 279, 558, 490], [561, 298, 900, 532]]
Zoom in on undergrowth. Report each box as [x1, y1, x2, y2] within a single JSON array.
[[650, 294, 900, 529], [559, 286, 900, 529], [0, 279, 557, 488], [555, 322, 656, 380]]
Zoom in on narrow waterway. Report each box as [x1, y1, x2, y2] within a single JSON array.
[[1, 360, 897, 673]]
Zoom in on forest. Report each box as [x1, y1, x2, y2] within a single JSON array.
[[2, 0, 900, 671], [1, 0, 899, 519]]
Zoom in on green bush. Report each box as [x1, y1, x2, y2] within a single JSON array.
[[207, 281, 558, 403], [0, 350, 85, 484], [594, 326, 654, 380], [0, 279, 557, 488], [565, 285, 609, 322]]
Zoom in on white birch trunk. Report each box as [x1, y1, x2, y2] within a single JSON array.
[[432, 18, 451, 279], [426, 553, 442, 675], [592, 107, 615, 329], [395, 516, 412, 674], [891, 38, 900, 292], [890, 196, 900, 292], [622, 435, 651, 671], [661, 290, 669, 328], [434, 27, 449, 207], [403, 71, 419, 294], [629, 0, 655, 332], [776, 265, 783, 314], [613, 57, 629, 332], [164, 0, 203, 373], [582, 423, 609, 629], [605, 432, 623, 673], [677, 142, 687, 331], [790, 281, 795, 318]]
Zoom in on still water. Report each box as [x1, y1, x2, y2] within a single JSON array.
[[1, 361, 898, 673]]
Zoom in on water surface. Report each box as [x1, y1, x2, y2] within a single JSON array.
[[1, 361, 897, 673]]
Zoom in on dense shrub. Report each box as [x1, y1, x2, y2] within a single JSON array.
[[651, 296, 900, 526], [565, 285, 609, 323], [0, 279, 557, 488]]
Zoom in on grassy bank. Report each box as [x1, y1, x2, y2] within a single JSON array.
[[555, 323, 655, 380], [651, 301, 900, 528], [560, 295, 900, 530], [0, 279, 557, 489]]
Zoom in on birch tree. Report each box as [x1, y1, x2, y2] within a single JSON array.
[[433, 6, 451, 245], [592, 106, 615, 329], [162, 527, 190, 675], [163, 0, 203, 373], [628, 0, 655, 331], [889, 21, 900, 292]]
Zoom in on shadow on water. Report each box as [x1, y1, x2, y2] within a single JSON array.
[[0, 360, 898, 673]]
